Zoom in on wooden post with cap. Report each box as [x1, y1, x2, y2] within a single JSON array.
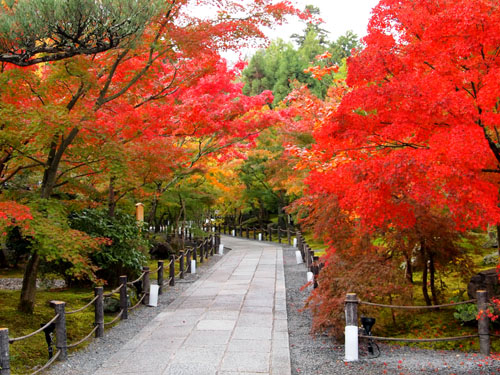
[[0, 328, 10, 375]]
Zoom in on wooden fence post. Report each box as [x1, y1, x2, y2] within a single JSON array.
[[345, 293, 358, 362], [246, 227, 250, 239], [192, 243, 198, 264], [119, 276, 128, 320], [287, 228, 291, 245], [199, 242, 204, 264], [158, 261, 164, 295], [278, 228, 282, 243], [179, 252, 185, 279], [311, 257, 320, 289], [0, 328, 10, 375], [187, 249, 192, 273], [94, 287, 104, 338], [50, 301, 67, 361], [268, 227, 272, 242], [142, 266, 150, 305], [169, 255, 175, 286], [253, 228, 257, 240], [477, 290, 490, 356], [205, 240, 209, 260]]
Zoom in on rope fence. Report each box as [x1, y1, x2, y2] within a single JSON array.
[[127, 272, 146, 286], [238, 222, 500, 361], [345, 290, 498, 361], [103, 310, 124, 326], [67, 326, 99, 349], [66, 295, 100, 315], [359, 334, 479, 343], [1, 231, 221, 375], [9, 314, 60, 343], [359, 299, 477, 309], [29, 350, 61, 375], [129, 293, 147, 311], [103, 284, 123, 298]]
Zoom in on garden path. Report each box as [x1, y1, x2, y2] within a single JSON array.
[[92, 236, 290, 375]]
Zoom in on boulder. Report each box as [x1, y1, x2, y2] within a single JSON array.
[[150, 241, 173, 260], [467, 268, 499, 300], [103, 296, 120, 313]]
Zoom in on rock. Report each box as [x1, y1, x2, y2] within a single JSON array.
[[483, 252, 499, 266], [150, 242, 172, 259], [467, 268, 499, 300], [103, 297, 120, 313]]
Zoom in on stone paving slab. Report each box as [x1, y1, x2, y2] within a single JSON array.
[[92, 236, 291, 375]]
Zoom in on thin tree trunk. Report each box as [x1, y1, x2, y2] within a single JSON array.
[[420, 242, 431, 306], [429, 252, 438, 305], [41, 128, 79, 199], [108, 176, 116, 218], [19, 251, 40, 313], [497, 224, 500, 256], [148, 195, 158, 231], [404, 253, 413, 283]]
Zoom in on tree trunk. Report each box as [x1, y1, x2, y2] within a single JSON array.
[[108, 176, 116, 218], [497, 223, 500, 256], [0, 245, 8, 268], [404, 253, 413, 283], [18, 251, 40, 314], [420, 242, 431, 306], [41, 128, 79, 199], [148, 195, 158, 230], [429, 252, 438, 305]]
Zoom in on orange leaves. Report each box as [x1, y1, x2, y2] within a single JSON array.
[[0, 201, 33, 234], [304, 64, 339, 81], [303, 51, 339, 80]]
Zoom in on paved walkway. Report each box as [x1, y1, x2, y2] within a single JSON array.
[[93, 236, 290, 375]]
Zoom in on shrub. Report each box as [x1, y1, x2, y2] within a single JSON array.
[[69, 209, 149, 285]]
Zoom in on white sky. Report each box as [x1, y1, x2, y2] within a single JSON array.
[[223, 0, 380, 62], [269, 0, 380, 41]]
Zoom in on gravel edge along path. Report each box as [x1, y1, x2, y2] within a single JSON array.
[[283, 245, 500, 375], [44, 242, 500, 375]]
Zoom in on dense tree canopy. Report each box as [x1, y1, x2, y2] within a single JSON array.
[[242, 7, 360, 105], [279, 0, 500, 325], [0, 0, 302, 313]]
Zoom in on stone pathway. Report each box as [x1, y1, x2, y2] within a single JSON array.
[[93, 236, 290, 375]]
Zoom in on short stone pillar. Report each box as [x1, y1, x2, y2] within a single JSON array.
[[344, 293, 358, 362]]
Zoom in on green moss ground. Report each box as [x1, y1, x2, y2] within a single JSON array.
[[0, 286, 124, 374]]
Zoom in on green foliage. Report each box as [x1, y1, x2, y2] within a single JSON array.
[[0, 0, 162, 65], [5, 226, 31, 266], [242, 33, 358, 105], [453, 302, 478, 324], [291, 5, 330, 48], [69, 208, 149, 284], [242, 5, 360, 106], [7, 198, 101, 282]]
